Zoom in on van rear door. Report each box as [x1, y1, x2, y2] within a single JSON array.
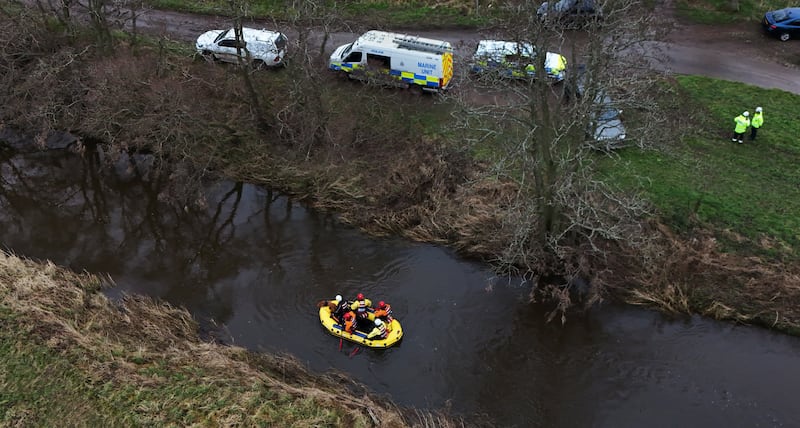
[[440, 51, 454, 89]]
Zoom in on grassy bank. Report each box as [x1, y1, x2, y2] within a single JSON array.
[[598, 76, 800, 333], [143, 0, 794, 27], [0, 252, 455, 427], [602, 76, 800, 259], [675, 0, 795, 24], [144, 0, 493, 28]]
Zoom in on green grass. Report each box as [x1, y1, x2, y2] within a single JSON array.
[[675, 0, 796, 24], [144, 0, 492, 28], [0, 308, 345, 426], [146, 0, 278, 16], [146, 0, 793, 26], [341, 1, 488, 27], [600, 76, 800, 258], [0, 313, 110, 425]]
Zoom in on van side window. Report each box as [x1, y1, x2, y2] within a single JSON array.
[[219, 39, 246, 49], [343, 51, 362, 63], [366, 54, 391, 70]]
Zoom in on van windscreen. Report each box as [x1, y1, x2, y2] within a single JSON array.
[[214, 29, 232, 43], [342, 43, 353, 56], [274, 34, 287, 51]]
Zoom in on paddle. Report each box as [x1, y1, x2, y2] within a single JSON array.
[[338, 338, 343, 351], [349, 346, 360, 358]]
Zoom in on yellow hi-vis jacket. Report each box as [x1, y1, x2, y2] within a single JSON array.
[[751, 112, 764, 129], [734, 115, 750, 133]]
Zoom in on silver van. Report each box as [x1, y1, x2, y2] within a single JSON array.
[[196, 27, 288, 68]]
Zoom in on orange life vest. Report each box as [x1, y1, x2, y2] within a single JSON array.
[[344, 316, 355, 333], [374, 304, 393, 320]]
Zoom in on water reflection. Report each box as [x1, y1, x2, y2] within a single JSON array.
[[2, 143, 800, 427]]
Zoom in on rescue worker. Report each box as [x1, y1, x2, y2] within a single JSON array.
[[373, 300, 394, 323], [367, 318, 388, 340], [331, 294, 350, 323], [732, 111, 750, 144], [750, 107, 764, 141], [373, 300, 394, 332], [342, 311, 356, 334], [327, 294, 341, 317], [350, 293, 372, 323], [524, 62, 535, 78]]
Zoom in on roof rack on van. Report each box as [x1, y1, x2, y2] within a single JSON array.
[[393, 36, 453, 54]]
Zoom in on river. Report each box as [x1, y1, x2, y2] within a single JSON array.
[[1, 142, 799, 427]]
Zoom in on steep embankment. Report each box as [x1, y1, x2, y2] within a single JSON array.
[[0, 251, 458, 427]]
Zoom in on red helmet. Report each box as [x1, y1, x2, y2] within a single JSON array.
[[356, 293, 364, 300], [378, 301, 386, 308], [344, 312, 353, 320]]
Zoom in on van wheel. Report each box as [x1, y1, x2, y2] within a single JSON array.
[[779, 33, 790, 42], [201, 50, 215, 61], [252, 60, 266, 70], [409, 84, 425, 96]]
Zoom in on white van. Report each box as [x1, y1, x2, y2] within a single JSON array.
[[328, 30, 454, 92], [470, 40, 567, 82], [196, 27, 288, 68]]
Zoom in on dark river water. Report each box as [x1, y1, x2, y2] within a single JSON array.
[[2, 142, 800, 427]]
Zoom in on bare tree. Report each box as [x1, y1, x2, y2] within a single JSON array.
[[275, 0, 354, 153], [0, 3, 255, 199], [26, 0, 74, 30], [224, 0, 272, 132], [449, 0, 674, 314], [85, 0, 114, 49]]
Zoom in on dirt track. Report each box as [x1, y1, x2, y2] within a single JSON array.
[[658, 19, 800, 93], [133, 7, 800, 94]]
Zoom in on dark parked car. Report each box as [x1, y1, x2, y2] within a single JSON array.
[[537, 0, 603, 26], [762, 8, 800, 41], [569, 65, 628, 150]]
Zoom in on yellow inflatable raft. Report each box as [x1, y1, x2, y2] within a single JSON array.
[[318, 306, 403, 348]]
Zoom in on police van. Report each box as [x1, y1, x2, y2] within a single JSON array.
[[328, 30, 454, 93], [470, 40, 567, 82]]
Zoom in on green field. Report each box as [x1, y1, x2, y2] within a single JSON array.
[[675, 0, 796, 24], [143, 0, 798, 26], [144, 0, 492, 27], [600, 75, 800, 258]]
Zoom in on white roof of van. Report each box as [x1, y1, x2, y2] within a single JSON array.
[[240, 27, 284, 43], [356, 30, 452, 54], [475, 40, 536, 57], [473, 39, 565, 69]]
